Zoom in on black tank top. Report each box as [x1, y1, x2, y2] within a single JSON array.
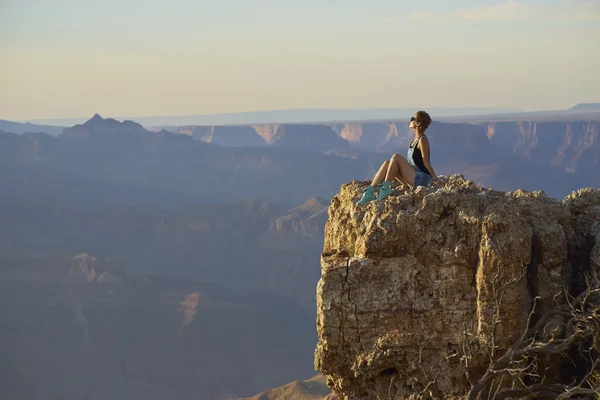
[[407, 136, 431, 176]]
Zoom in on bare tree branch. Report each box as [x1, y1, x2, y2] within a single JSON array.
[[462, 269, 600, 400]]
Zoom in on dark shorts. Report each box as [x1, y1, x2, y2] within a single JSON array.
[[413, 165, 432, 188]]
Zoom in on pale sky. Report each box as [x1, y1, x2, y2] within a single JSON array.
[[1, 0, 599, 120]]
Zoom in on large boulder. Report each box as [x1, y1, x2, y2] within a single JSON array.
[[315, 175, 599, 399]]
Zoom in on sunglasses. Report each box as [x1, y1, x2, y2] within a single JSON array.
[[410, 116, 416, 122]]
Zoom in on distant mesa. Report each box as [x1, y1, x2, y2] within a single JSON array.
[[182, 125, 266, 147], [570, 103, 600, 111], [177, 123, 358, 156], [272, 124, 353, 154]]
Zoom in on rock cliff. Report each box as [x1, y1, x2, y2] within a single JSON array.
[[175, 123, 355, 155], [173, 120, 599, 177], [180, 125, 266, 147], [315, 175, 600, 399], [482, 121, 599, 173]]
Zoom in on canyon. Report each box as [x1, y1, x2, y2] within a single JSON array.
[[175, 120, 599, 179], [0, 113, 598, 399]]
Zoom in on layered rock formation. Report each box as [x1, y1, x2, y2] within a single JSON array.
[[180, 125, 266, 147], [315, 176, 599, 399], [482, 121, 599, 173], [271, 124, 354, 155], [176, 123, 356, 155], [331, 123, 404, 153]]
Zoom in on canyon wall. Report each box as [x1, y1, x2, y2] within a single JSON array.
[[175, 120, 599, 175]]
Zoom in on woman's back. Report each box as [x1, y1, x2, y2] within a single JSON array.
[[407, 135, 431, 176]]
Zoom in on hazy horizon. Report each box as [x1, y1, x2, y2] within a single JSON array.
[[2, 0, 599, 121], [16, 105, 524, 126]]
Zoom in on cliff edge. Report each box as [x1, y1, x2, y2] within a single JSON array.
[[315, 175, 600, 399]]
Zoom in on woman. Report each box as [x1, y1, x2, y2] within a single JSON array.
[[356, 110, 436, 204]]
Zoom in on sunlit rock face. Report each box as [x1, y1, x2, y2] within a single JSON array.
[[315, 175, 600, 399]]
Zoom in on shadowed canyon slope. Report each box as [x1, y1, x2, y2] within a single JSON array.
[[0, 255, 316, 400], [0, 195, 328, 314], [315, 176, 600, 399]]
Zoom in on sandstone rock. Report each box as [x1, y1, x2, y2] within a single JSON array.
[[315, 175, 600, 399]]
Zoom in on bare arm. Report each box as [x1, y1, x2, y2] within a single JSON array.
[[418, 137, 437, 178]]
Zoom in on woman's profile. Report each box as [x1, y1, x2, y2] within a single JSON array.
[[356, 110, 437, 204]]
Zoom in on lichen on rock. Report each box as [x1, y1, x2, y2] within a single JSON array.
[[315, 175, 600, 399]]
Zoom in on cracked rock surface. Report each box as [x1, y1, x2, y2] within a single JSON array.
[[314, 175, 600, 399]]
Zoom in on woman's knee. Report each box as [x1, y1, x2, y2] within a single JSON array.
[[382, 160, 390, 167], [390, 153, 405, 162]]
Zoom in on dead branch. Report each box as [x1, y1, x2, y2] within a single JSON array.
[[462, 269, 600, 400]]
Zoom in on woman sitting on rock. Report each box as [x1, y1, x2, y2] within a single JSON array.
[[357, 110, 437, 204]]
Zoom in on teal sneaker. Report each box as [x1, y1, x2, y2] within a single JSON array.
[[377, 181, 393, 201], [356, 185, 377, 204]]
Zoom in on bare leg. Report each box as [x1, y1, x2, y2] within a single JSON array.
[[357, 160, 391, 204], [385, 154, 416, 188], [370, 160, 390, 187]]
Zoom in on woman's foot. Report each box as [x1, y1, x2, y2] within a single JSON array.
[[356, 185, 377, 204], [377, 181, 393, 201]]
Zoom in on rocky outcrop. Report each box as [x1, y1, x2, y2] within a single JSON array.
[[314, 176, 600, 399]]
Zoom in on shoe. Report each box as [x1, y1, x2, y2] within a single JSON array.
[[377, 181, 393, 201], [356, 186, 377, 204]]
